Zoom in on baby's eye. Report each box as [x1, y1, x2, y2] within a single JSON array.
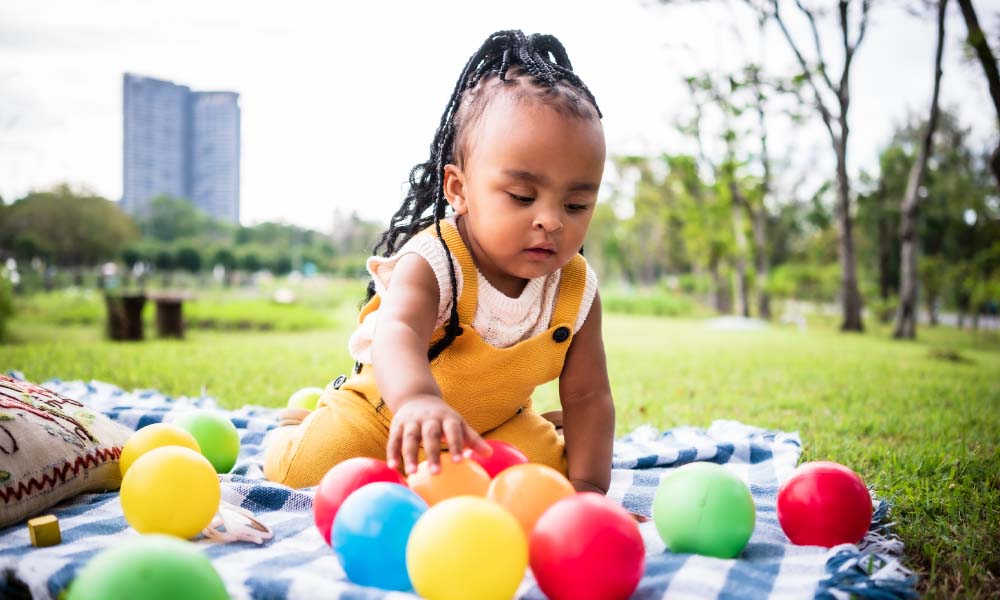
[[509, 193, 534, 204], [566, 203, 589, 212]]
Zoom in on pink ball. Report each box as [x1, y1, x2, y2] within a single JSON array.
[[313, 457, 405, 545], [530, 493, 645, 600], [777, 461, 872, 547], [472, 440, 529, 478]]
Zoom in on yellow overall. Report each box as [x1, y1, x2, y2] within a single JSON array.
[[263, 220, 587, 488]]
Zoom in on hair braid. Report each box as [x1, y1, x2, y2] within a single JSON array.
[[365, 29, 602, 362]]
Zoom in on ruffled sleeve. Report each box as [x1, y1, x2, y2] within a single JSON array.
[[347, 234, 463, 364]]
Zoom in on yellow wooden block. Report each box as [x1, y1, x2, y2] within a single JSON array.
[[27, 514, 61, 547]]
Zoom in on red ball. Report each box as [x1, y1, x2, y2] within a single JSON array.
[[777, 461, 872, 547], [530, 493, 645, 600], [472, 440, 529, 478], [313, 457, 405, 545]]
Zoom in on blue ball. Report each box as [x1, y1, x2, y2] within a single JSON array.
[[331, 482, 428, 591]]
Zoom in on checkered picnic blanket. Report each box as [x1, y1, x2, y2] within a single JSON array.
[[0, 377, 916, 599]]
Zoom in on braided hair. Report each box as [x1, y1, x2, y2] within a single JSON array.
[[366, 30, 602, 362]]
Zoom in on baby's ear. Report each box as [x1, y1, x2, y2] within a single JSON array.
[[443, 164, 468, 215]]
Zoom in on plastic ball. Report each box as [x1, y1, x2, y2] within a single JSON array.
[[65, 534, 228, 600], [172, 411, 241, 474], [121, 446, 221, 539], [120, 423, 201, 477], [406, 452, 490, 506], [530, 493, 644, 600], [314, 457, 406, 545], [287, 387, 324, 411], [472, 439, 529, 478], [652, 462, 755, 558], [487, 463, 574, 534], [407, 496, 527, 600], [777, 461, 872, 547], [331, 482, 427, 592]]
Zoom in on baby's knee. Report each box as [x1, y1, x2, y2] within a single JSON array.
[[263, 425, 302, 486], [264, 398, 391, 489]]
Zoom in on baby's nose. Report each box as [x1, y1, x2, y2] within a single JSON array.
[[533, 212, 563, 232]]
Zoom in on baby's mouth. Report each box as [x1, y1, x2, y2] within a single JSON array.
[[524, 247, 556, 260]]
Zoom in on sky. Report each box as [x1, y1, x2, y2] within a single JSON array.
[[0, 0, 995, 231]]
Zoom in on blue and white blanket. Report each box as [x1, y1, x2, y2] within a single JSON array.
[[0, 378, 917, 599]]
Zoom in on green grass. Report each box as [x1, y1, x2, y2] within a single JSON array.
[[12, 278, 366, 332], [1, 302, 998, 596]]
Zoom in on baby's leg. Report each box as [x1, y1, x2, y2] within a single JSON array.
[[482, 409, 567, 476], [263, 389, 390, 488]]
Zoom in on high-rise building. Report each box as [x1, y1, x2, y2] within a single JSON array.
[[122, 73, 240, 224]]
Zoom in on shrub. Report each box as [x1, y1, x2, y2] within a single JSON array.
[[600, 286, 699, 317]]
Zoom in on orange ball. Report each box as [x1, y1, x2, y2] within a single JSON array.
[[407, 453, 490, 506], [487, 463, 575, 534]]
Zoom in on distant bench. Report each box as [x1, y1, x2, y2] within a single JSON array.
[[104, 292, 193, 340]]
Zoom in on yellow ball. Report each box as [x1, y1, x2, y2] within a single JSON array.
[[121, 446, 221, 539], [406, 496, 527, 600], [120, 423, 201, 477]]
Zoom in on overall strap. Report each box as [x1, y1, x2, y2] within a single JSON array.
[[432, 219, 479, 324], [550, 254, 587, 329]]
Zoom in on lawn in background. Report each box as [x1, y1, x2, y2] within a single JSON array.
[[2, 285, 998, 597]]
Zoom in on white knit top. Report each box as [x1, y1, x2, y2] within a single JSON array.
[[348, 216, 598, 364]]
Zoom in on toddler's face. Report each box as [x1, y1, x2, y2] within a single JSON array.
[[445, 94, 605, 294]]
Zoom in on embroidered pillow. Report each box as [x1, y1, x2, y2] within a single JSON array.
[[0, 375, 132, 529]]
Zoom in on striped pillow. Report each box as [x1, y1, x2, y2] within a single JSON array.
[[0, 375, 131, 528]]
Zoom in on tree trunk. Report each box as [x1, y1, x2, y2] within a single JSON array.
[[992, 146, 1000, 191], [753, 69, 773, 320], [875, 181, 893, 301], [834, 137, 865, 331], [749, 204, 771, 319], [894, 0, 947, 339], [710, 261, 732, 314], [925, 291, 939, 326], [729, 182, 752, 317], [956, 0, 1000, 189]]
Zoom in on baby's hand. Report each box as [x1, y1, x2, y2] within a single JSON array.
[[386, 395, 491, 475]]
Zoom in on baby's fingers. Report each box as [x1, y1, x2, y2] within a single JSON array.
[[442, 417, 465, 463], [463, 422, 491, 457], [422, 420, 443, 474], [386, 423, 403, 470], [401, 421, 422, 475]]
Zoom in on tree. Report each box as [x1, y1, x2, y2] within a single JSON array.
[[139, 196, 209, 243], [956, 0, 1000, 189], [271, 254, 293, 276], [175, 247, 202, 274], [212, 248, 237, 286], [859, 109, 997, 328], [744, 64, 778, 319], [680, 70, 789, 317], [666, 154, 736, 313], [12, 232, 53, 264], [746, 0, 872, 331], [894, 0, 948, 339], [0, 184, 138, 266], [239, 251, 261, 273]]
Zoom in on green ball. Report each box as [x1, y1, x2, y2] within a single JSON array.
[[173, 411, 240, 474], [66, 534, 228, 600], [286, 387, 323, 411], [652, 462, 755, 558]]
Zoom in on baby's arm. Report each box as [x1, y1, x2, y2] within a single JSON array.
[[559, 291, 615, 493], [373, 253, 491, 475]]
